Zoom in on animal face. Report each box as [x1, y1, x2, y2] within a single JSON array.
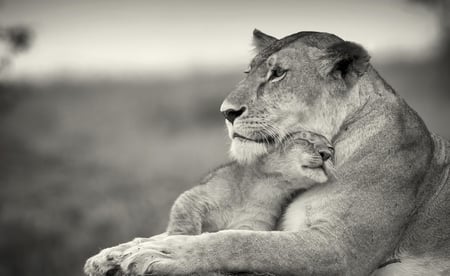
[[221, 30, 370, 163]]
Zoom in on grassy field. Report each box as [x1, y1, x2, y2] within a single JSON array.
[[0, 61, 449, 276]]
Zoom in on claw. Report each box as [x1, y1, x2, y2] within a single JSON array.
[[106, 250, 122, 261]]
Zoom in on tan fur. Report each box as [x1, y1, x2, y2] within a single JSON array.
[[84, 132, 333, 276], [84, 30, 450, 276], [165, 131, 333, 235]]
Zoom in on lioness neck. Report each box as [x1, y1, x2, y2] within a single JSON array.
[[332, 66, 432, 167]]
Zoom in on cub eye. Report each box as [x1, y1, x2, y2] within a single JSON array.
[[267, 66, 288, 83], [244, 65, 251, 74], [327, 146, 335, 157]]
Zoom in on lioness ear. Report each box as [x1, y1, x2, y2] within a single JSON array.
[[317, 41, 370, 87], [252, 29, 278, 51]]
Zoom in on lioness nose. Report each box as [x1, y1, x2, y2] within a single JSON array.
[[221, 106, 246, 124]]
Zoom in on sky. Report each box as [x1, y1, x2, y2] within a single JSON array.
[[0, 0, 441, 79]]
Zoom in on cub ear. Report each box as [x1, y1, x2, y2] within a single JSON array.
[[252, 29, 278, 51], [316, 41, 370, 87]]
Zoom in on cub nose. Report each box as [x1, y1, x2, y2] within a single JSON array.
[[318, 148, 333, 162], [221, 106, 246, 124]]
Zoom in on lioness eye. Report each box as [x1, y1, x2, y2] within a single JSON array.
[[274, 67, 285, 77], [268, 66, 287, 82], [244, 65, 251, 74]]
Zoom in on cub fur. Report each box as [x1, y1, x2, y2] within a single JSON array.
[[167, 131, 334, 235]]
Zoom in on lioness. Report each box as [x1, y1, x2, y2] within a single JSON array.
[[84, 30, 450, 276], [167, 131, 334, 235]]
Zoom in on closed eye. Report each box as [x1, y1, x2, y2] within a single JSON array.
[[244, 65, 251, 74]]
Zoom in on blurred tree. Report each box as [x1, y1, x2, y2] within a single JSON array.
[[0, 25, 33, 73], [0, 24, 33, 118], [0, 25, 33, 117]]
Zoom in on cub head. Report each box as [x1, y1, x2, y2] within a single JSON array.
[[221, 29, 370, 164]]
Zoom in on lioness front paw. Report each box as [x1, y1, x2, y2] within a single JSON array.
[[120, 249, 170, 276], [84, 234, 168, 276], [119, 235, 204, 276], [84, 247, 124, 276]]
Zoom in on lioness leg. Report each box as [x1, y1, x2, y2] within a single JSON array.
[[117, 230, 348, 276]]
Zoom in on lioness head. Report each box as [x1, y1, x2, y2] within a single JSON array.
[[221, 30, 371, 163]]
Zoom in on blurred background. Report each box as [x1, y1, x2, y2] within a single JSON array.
[[0, 0, 449, 275]]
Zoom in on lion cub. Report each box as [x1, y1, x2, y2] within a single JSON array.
[[167, 131, 334, 234]]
